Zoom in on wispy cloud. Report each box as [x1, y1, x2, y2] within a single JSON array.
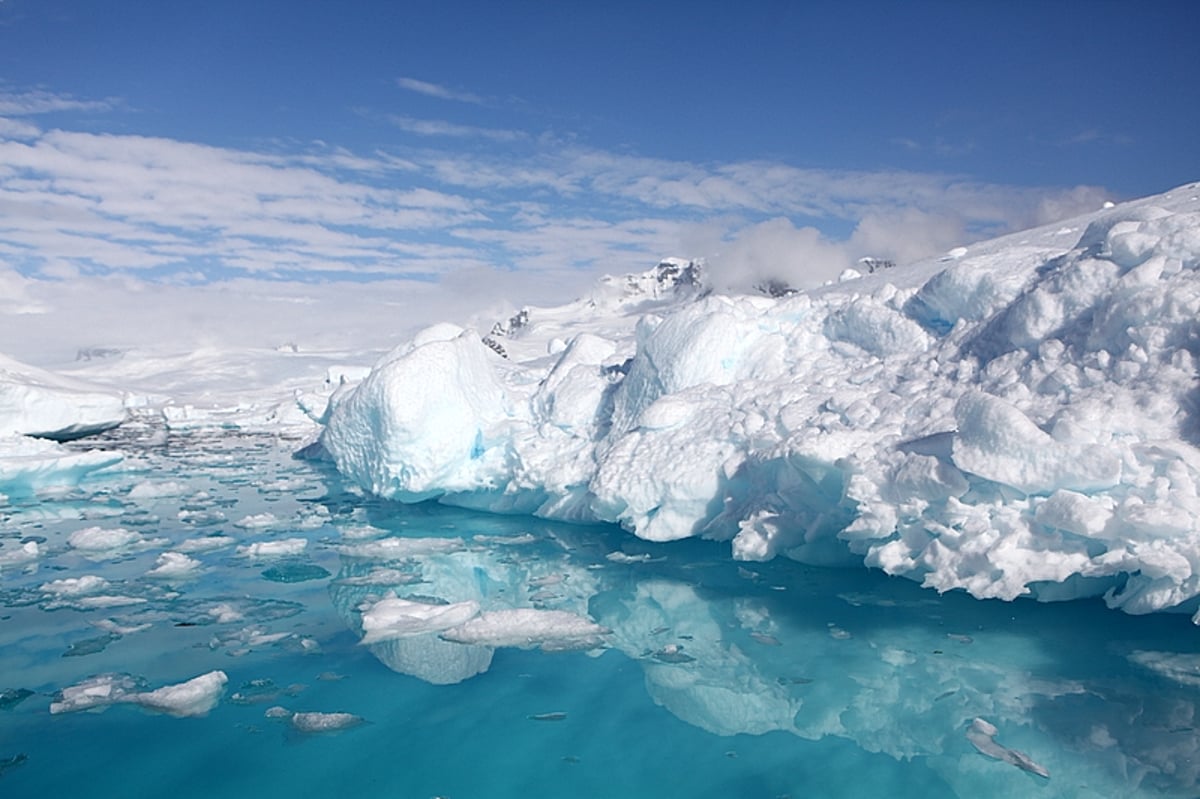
[[0, 88, 117, 116], [0, 130, 485, 279], [1064, 129, 1134, 147], [0, 108, 1110, 318], [395, 77, 484, 105], [387, 114, 526, 142]]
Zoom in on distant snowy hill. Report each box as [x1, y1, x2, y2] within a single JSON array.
[[320, 182, 1200, 618]]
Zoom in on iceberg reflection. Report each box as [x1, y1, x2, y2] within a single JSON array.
[[327, 507, 1200, 796]]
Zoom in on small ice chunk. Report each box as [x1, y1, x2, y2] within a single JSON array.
[[234, 512, 279, 529], [176, 535, 236, 553], [208, 603, 245, 623], [92, 618, 151, 636], [127, 481, 188, 499], [40, 575, 110, 596], [51, 670, 226, 717], [440, 608, 611, 651], [606, 551, 659, 564], [237, 538, 308, 558], [74, 595, 148, 609], [966, 718, 1049, 778], [289, 711, 366, 733], [0, 540, 39, 567], [132, 670, 228, 717], [359, 596, 480, 644], [146, 552, 202, 579], [50, 674, 140, 714], [68, 526, 144, 551]]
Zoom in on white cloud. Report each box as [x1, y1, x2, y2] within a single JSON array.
[[0, 116, 38, 139], [0, 129, 485, 277], [700, 218, 854, 292], [0, 108, 1117, 363], [387, 115, 526, 142], [0, 89, 116, 116], [395, 77, 484, 105], [847, 208, 968, 267]]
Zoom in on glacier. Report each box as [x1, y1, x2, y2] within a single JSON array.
[[319, 183, 1200, 618]]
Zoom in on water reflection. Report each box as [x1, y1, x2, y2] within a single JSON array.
[[326, 498, 1200, 797], [5, 426, 1197, 798]]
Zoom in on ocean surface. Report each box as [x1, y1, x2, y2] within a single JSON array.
[[1, 423, 1198, 798]]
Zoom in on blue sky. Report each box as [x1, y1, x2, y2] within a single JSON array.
[[0, 0, 1197, 303]]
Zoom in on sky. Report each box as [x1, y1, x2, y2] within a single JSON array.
[[0, 0, 1197, 363]]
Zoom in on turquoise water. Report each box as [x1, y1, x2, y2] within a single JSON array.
[[1, 425, 1199, 798]]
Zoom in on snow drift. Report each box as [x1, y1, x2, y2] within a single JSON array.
[[319, 184, 1200, 617]]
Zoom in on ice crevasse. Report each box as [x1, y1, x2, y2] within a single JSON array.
[[320, 184, 1200, 618]]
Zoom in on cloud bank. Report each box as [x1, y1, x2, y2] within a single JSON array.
[[0, 89, 1113, 361]]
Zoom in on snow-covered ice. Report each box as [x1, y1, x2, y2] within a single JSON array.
[[439, 608, 612, 651], [359, 596, 481, 644], [50, 670, 227, 717], [0, 352, 126, 440], [316, 183, 1200, 618]]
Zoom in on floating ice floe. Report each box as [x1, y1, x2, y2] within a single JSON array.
[[440, 608, 611, 651], [145, 552, 202, 579], [264, 706, 366, 733], [318, 184, 1200, 618], [0, 540, 40, 569], [50, 670, 227, 718], [39, 575, 110, 596], [234, 512, 279, 529], [359, 596, 481, 644], [236, 538, 308, 558], [68, 526, 167, 554]]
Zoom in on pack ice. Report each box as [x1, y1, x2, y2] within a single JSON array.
[[320, 183, 1200, 617]]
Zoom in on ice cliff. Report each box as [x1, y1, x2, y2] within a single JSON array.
[[0, 353, 126, 441], [320, 184, 1200, 617], [0, 353, 127, 493]]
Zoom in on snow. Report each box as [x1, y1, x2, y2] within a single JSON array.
[[315, 183, 1200, 618]]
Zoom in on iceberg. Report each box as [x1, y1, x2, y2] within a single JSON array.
[[0, 352, 127, 440], [0, 434, 123, 494], [319, 183, 1200, 617]]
